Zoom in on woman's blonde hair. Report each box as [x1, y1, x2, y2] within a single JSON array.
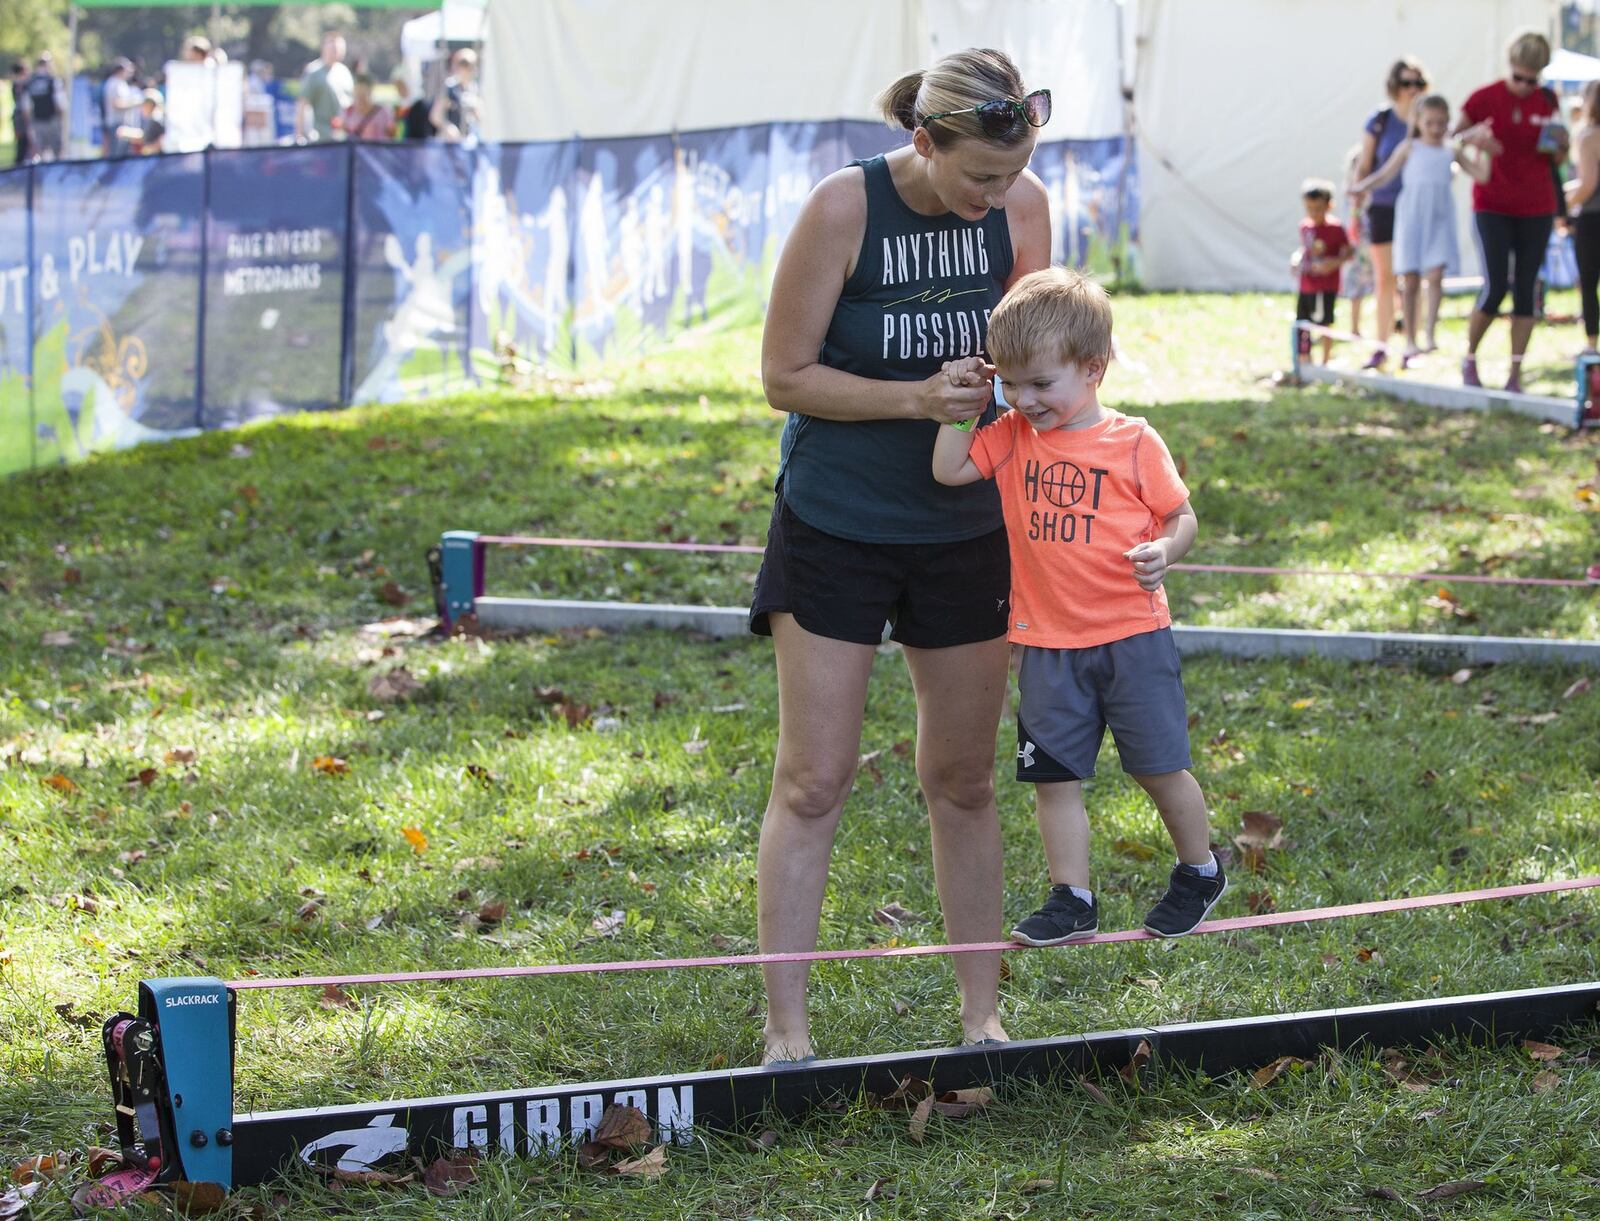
[[877, 48, 1030, 149], [1508, 30, 1552, 74], [986, 267, 1113, 371]]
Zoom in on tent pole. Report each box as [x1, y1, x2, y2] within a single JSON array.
[[66, 4, 78, 154]]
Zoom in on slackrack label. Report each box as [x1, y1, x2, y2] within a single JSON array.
[[453, 1086, 696, 1154], [163, 993, 223, 1007]]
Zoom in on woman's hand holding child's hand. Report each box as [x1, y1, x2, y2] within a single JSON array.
[[922, 357, 996, 426]]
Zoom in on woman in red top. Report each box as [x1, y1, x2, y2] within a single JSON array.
[[1456, 31, 1566, 392]]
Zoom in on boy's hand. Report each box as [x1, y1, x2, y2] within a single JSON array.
[[1124, 540, 1172, 591], [942, 356, 995, 388]]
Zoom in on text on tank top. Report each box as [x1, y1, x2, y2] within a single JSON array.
[[778, 154, 1014, 544]]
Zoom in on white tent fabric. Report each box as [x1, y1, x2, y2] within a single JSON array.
[[1547, 46, 1600, 86], [480, 0, 1124, 142], [401, 0, 487, 94], [1136, 0, 1558, 290]]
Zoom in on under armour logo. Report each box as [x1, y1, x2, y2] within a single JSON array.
[[1018, 741, 1036, 767]]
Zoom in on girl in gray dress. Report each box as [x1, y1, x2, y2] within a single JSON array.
[[1356, 95, 1489, 365]]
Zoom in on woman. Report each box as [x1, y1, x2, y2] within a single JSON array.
[[1353, 58, 1430, 370], [339, 72, 395, 143], [1565, 80, 1600, 355], [1457, 30, 1566, 392], [753, 48, 1052, 1063]]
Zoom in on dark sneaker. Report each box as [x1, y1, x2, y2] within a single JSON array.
[[1143, 862, 1228, 938], [1011, 885, 1099, 947]]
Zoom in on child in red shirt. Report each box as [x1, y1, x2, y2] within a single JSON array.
[[1293, 178, 1353, 364]]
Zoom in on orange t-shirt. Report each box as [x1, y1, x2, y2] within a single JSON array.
[[969, 409, 1189, 648]]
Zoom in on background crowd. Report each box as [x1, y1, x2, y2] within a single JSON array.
[[7, 25, 480, 168], [1296, 29, 1600, 387]]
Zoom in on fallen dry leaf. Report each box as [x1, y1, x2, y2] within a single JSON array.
[[41, 630, 74, 647], [41, 773, 78, 795], [592, 909, 625, 937], [1076, 1075, 1110, 1104], [423, 1152, 479, 1197], [401, 826, 428, 854], [1246, 890, 1275, 915], [1523, 1040, 1565, 1062], [881, 1076, 932, 1110], [85, 1147, 120, 1178], [1236, 810, 1284, 850], [682, 738, 709, 754], [368, 668, 424, 704], [907, 1094, 935, 1144], [312, 755, 350, 776], [864, 1176, 895, 1201], [932, 1086, 993, 1118], [325, 1166, 412, 1186], [476, 900, 507, 926], [1532, 1070, 1560, 1094], [164, 746, 198, 765], [1119, 1039, 1152, 1084], [1416, 1179, 1485, 1201], [1563, 678, 1592, 700], [872, 902, 922, 929], [1020, 1179, 1056, 1194], [611, 1145, 667, 1178], [1450, 668, 1473, 685], [11, 1156, 60, 1185], [319, 983, 357, 1010], [592, 1105, 652, 1151], [171, 1180, 229, 1215], [1379, 1048, 1433, 1092], [1249, 1056, 1307, 1088]]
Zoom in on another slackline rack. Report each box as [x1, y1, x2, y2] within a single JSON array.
[[431, 532, 1600, 668], [1291, 320, 1600, 431]]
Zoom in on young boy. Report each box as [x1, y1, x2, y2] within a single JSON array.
[[931, 267, 1224, 944], [1293, 178, 1353, 365]]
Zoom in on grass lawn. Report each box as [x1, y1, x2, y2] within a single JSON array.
[[1, 291, 1598, 1217]]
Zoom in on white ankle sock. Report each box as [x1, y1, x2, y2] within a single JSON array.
[[1183, 853, 1219, 877], [1067, 885, 1094, 904]]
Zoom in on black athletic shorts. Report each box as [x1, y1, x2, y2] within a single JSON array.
[[749, 496, 1010, 648], [1296, 291, 1337, 327], [1367, 203, 1396, 245]]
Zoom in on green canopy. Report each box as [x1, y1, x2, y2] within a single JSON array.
[[74, 1, 439, 8]]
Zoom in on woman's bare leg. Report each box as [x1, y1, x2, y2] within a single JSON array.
[[903, 635, 1011, 1044], [756, 614, 876, 1063]]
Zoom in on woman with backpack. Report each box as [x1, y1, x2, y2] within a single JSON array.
[[1351, 58, 1430, 370], [1456, 30, 1567, 393]]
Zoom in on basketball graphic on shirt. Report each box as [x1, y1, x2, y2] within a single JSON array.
[[1039, 461, 1088, 508]]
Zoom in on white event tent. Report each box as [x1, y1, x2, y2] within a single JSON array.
[[481, 0, 1562, 291]]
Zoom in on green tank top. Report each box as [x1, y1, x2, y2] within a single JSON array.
[[778, 154, 1011, 542]]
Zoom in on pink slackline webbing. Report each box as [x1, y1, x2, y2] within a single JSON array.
[[230, 875, 1600, 991]]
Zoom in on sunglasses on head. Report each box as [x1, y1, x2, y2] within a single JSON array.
[[921, 88, 1052, 138], [1512, 71, 1540, 86]]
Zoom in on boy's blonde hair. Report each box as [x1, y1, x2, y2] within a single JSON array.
[[986, 267, 1112, 371]]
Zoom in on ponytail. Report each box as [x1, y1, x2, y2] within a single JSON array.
[[878, 70, 924, 131]]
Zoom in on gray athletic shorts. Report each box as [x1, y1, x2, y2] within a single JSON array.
[[1016, 627, 1193, 782]]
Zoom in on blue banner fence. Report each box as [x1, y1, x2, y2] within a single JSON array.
[[0, 122, 1136, 476]]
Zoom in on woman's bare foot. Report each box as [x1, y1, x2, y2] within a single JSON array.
[[961, 1013, 1008, 1045], [762, 1029, 814, 1066]]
